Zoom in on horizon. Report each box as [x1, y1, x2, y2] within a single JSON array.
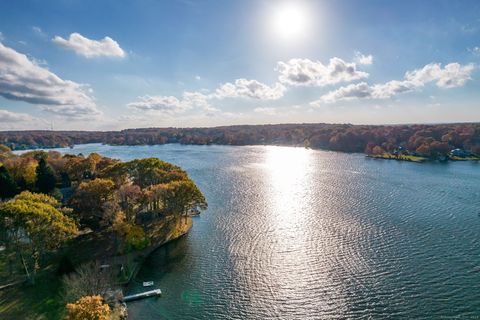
[[1, 120, 480, 133], [0, 0, 479, 130]]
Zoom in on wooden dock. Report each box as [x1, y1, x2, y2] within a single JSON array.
[[123, 289, 162, 302]]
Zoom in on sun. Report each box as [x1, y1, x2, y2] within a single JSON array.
[[270, 2, 309, 41]]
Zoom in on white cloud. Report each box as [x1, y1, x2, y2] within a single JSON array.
[[316, 82, 373, 104], [52, 32, 126, 58], [195, 75, 201, 80], [315, 80, 416, 104], [0, 32, 4, 41], [254, 107, 277, 115], [354, 51, 373, 65], [0, 41, 100, 118], [315, 62, 476, 104], [371, 80, 418, 98], [0, 108, 46, 130], [276, 57, 369, 87], [469, 46, 480, 56], [0, 109, 34, 122], [41, 105, 102, 118], [32, 26, 47, 38], [405, 62, 475, 88], [126, 54, 372, 116], [215, 79, 286, 100], [183, 91, 219, 112], [127, 91, 215, 115], [127, 95, 183, 113]]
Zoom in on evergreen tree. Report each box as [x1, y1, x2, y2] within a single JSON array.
[[0, 165, 17, 199], [35, 158, 56, 194]]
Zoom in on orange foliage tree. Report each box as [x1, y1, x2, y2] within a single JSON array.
[[64, 295, 111, 320]]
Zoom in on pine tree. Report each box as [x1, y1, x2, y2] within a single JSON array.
[[35, 158, 56, 194], [0, 165, 17, 199]]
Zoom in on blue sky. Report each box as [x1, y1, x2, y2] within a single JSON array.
[[0, 0, 479, 130]]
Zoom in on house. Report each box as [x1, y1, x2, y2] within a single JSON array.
[[450, 148, 470, 158], [393, 146, 410, 156]]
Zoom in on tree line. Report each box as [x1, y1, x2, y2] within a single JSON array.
[[1, 122, 479, 158]]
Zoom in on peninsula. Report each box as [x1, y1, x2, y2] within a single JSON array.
[[0, 148, 206, 319]]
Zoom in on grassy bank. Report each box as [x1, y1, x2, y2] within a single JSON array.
[[367, 153, 428, 163], [449, 155, 480, 161], [368, 152, 480, 163]]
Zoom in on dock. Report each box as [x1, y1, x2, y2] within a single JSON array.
[[123, 289, 162, 302]]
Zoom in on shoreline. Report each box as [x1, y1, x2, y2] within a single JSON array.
[[367, 153, 480, 163], [13, 142, 480, 165], [121, 216, 193, 287]]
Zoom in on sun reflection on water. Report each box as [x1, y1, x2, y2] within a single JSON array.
[[264, 146, 314, 218], [257, 146, 349, 315]]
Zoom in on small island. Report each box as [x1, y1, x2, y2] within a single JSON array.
[[0, 146, 206, 319]]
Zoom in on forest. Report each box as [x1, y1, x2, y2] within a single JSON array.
[[0, 146, 206, 319], [1, 122, 479, 159]]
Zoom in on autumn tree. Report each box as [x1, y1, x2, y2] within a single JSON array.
[[6, 157, 38, 190], [416, 143, 431, 155], [142, 183, 169, 217], [471, 144, 480, 155], [69, 178, 116, 229], [114, 222, 150, 253], [429, 141, 450, 156], [364, 141, 376, 155], [164, 180, 207, 216], [372, 146, 385, 155], [102, 158, 187, 188], [14, 190, 63, 206], [0, 191, 78, 283], [64, 155, 88, 182], [118, 183, 143, 222], [0, 144, 13, 162], [64, 295, 111, 320]]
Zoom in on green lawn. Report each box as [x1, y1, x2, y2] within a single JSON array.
[[0, 249, 69, 319], [0, 270, 64, 320]]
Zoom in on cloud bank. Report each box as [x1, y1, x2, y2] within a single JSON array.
[[0, 41, 100, 118], [0, 109, 34, 122], [315, 62, 475, 104]]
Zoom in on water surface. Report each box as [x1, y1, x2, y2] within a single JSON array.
[[48, 144, 480, 319]]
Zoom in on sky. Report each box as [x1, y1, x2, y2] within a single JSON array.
[[0, 0, 479, 131]]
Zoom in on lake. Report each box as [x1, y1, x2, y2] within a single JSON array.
[[43, 143, 480, 319]]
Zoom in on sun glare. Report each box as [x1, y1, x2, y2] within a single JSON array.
[[270, 2, 309, 41], [264, 146, 313, 216]]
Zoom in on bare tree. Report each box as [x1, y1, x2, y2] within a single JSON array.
[[62, 260, 119, 304]]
